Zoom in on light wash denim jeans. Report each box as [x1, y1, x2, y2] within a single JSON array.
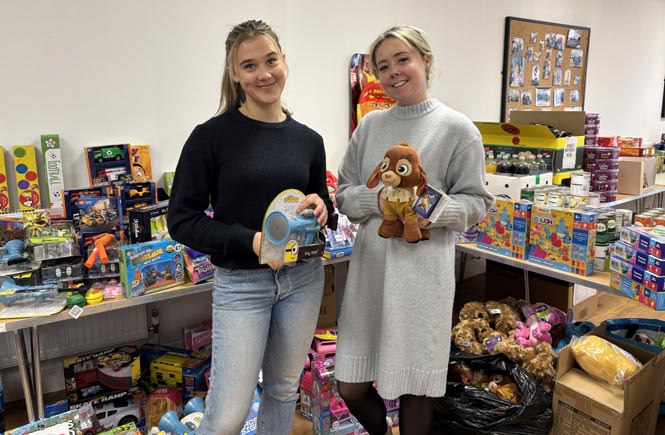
[[196, 260, 324, 435]]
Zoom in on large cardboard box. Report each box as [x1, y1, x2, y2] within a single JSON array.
[[475, 111, 586, 174], [552, 324, 665, 435], [484, 172, 553, 199], [617, 156, 657, 195]]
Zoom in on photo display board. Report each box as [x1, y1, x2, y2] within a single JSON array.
[[501, 17, 590, 121]]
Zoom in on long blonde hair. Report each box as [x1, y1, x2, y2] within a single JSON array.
[[216, 20, 286, 115], [369, 24, 434, 85]]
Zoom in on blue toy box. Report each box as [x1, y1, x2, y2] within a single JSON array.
[[118, 238, 186, 298]]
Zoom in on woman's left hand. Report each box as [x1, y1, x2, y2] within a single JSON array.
[[297, 194, 328, 227]]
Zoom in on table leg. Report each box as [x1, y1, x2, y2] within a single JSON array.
[[13, 329, 35, 422], [32, 325, 43, 419], [524, 269, 530, 304], [458, 251, 468, 287]]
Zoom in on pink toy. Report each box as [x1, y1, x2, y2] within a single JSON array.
[[514, 314, 553, 347]]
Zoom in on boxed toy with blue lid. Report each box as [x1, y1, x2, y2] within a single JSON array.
[[118, 238, 186, 298]]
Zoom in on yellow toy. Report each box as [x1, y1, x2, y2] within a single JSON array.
[[571, 335, 642, 386]]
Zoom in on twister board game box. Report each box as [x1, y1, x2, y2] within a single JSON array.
[[527, 205, 597, 276], [12, 145, 41, 210], [118, 238, 186, 298]]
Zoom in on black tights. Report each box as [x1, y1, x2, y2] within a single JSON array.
[[337, 381, 433, 435]]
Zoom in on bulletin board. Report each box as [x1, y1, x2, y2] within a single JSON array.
[[501, 17, 590, 121]]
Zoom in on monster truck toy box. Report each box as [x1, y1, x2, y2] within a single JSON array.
[[118, 238, 186, 298]]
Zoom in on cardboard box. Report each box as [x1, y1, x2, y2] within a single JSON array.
[[484, 172, 553, 199], [13, 145, 41, 210], [476, 111, 586, 174], [572, 284, 599, 319], [618, 156, 657, 194], [551, 324, 665, 435]]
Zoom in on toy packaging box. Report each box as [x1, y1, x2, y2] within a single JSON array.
[[128, 200, 169, 244], [118, 238, 186, 298], [311, 357, 365, 435], [40, 134, 66, 217], [85, 144, 132, 186], [527, 205, 597, 276], [183, 246, 214, 284], [183, 319, 212, 352], [149, 351, 189, 390], [129, 144, 152, 182], [323, 213, 356, 260], [182, 351, 211, 399], [63, 187, 105, 221], [610, 254, 665, 292], [77, 196, 122, 233], [113, 181, 156, 220], [145, 386, 181, 429], [619, 226, 665, 259], [12, 145, 41, 210], [477, 198, 532, 260], [0, 146, 11, 212], [63, 345, 141, 406]]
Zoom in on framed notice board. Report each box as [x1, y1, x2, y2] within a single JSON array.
[[501, 17, 590, 121]]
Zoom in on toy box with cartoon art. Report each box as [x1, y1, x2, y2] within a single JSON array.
[[40, 134, 66, 217], [64, 187, 105, 222], [477, 198, 533, 259], [611, 254, 665, 292], [610, 271, 643, 301], [128, 200, 169, 244], [0, 147, 11, 213], [260, 189, 324, 265], [145, 386, 181, 429], [118, 238, 186, 298], [113, 182, 157, 221], [312, 357, 364, 435], [12, 145, 41, 210], [182, 351, 211, 400], [85, 144, 132, 187], [77, 196, 122, 233], [527, 205, 597, 276], [619, 226, 665, 259], [69, 385, 147, 431], [183, 246, 214, 284], [63, 345, 141, 406], [129, 144, 152, 182]]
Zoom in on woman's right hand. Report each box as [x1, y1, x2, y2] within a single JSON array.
[[253, 232, 284, 270]]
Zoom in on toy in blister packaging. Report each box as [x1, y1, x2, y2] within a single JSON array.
[[85, 144, 132, 187], [118, 238, 186, 298], [0, 276, 63, 319], [260, 189, 324, 265]]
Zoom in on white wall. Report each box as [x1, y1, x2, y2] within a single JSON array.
[[1, 0, 665, 404], [1, 0, 665, 205]]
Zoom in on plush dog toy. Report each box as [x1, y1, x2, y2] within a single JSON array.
[[367, 141, 428, 243]]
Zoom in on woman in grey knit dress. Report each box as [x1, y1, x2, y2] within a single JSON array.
[[335, 25, 493, 435]]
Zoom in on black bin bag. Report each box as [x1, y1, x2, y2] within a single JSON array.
[[432, 351, 553, 435]]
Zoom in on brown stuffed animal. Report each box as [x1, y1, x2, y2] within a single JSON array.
[[367, 141, 428, 243], [485, 300, 523, 336], [452, 318, 492, 355], [491, 337, 558, 392], [458, 301, 490, 323]]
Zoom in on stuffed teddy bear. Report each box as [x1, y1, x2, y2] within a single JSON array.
[[485, 300, 522, 336], [452, 318, 492, 355], [458, 301, 490, 322], [491, 337, 558, 392], [487, 372, 522, 403], [366, 141, 428, 243]]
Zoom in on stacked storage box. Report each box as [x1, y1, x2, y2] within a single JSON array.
[[583, 113, 601, 147], [611, 226, 665, 310], [582, 146, 620, 203]]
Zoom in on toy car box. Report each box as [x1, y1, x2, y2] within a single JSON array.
[[77, 196, 122, 233], [63, 187, 105, 221], [86, 144, 132, 187], [118, 238, 186, 298], [475, 111, 586, 179], [552, 324, 665, 435], [128, 200, 169, 244], [113, 182, 156, 219], [63, 345, 141, 406]]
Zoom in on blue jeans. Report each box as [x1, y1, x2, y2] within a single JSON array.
[[196, 260, 324, 435]]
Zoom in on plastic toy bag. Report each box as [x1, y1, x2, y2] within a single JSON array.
[[432, 352, 552, 435], [570, 335, 642, 387]]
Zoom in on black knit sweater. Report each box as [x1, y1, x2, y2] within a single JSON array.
[[167, 107, 333, 269]]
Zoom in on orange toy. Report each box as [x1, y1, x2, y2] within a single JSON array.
[[84, 233, 116, 268]]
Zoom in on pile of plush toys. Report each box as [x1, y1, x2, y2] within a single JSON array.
[[451, 297, 585, 393]]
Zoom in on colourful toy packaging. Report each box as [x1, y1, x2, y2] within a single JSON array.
[[12, 145, 41, 210], [63, 187, 105, 221], [128, 200, 169, 244], [610, 254, 665, 292], [63, 345, 141, 406], [145, 386, 182, 429], [129, 144, 152, 182], [162, 171, 175, 196], [183, 319, 212, 352], [149, 351, 189, 390], [527, 205, 597, 276], [118, 238, 186, 298], [40, 134, 66, 217], [77, 196, 122, 233], [619, 226, 665, 259], [85, 144, 132, 186], [312, 357, 364, 435], [113, 181, 157, 220], [183, 246, 214, 284], [477, 198, 532, 259], [0, 147, 11, 213], [182, 352, 211, 400]]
